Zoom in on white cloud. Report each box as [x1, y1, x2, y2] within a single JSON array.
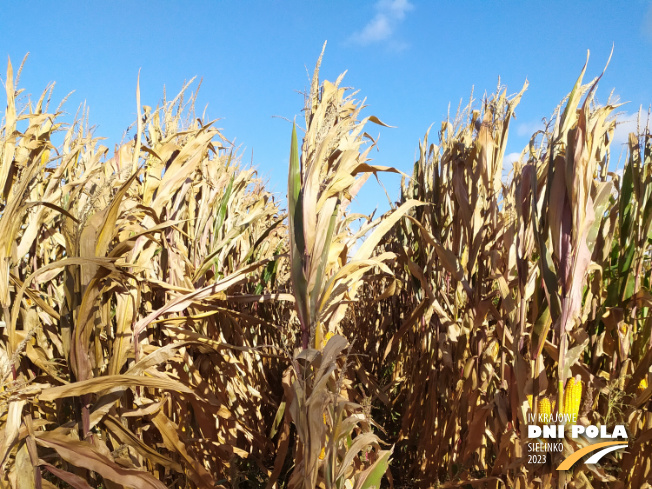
[[350, 0, 414, 48], [504, 152, 522, 166], [502, 152, 522, 183], [516, 120, 545, 138], [612, 114, 641, 149]]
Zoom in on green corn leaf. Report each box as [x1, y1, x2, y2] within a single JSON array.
[[213, 173, 234, 241], [288, 123, 309, 343], [357, 449, 392, 489]]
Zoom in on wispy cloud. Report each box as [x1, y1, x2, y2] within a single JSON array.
[[612, 113, 645, 148], [502, 152, 523, 183], [516, 120, 546, 138], [350, 0, 414, 49]]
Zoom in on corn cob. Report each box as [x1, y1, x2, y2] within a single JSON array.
[[538, 397, 551, 422], [638, 377, 648, 394], [485, 340, 500, 361], [321, 331, 334, 349], [562, 376, 582, 419], [319, 411, 329, 460]]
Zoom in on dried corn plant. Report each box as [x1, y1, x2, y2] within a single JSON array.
[[344, 77, 528, 486], [277, 46, 402, 489], [1, 47, 651, 489], [347, 54, 652, 489], [0, 56, 289, 489]]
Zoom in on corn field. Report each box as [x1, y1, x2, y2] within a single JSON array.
[[1, 48, 651, 489]]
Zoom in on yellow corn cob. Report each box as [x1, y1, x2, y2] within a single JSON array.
[[562, 377, 574, 414], [570, 378, 582, 417], [321, 331, 334, 349], [319, 411, 328, 460], [562, 376, 582, 419], [538, 397, 551, 422], [638, 377, 648, 393], [486, 340, 500, 360]]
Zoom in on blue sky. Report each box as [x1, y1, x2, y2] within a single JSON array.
[[2, 1, 652, 215]]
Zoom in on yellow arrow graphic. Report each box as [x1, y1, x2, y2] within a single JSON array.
[[557, 441, 627, 470]]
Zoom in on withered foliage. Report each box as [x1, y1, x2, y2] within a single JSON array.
[[1, 49, 651, 489]]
